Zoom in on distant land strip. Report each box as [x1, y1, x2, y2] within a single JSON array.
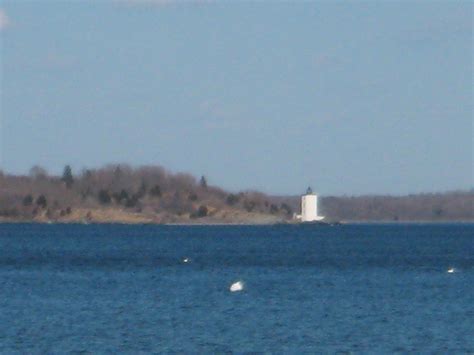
[[0, 165, 472, 224]]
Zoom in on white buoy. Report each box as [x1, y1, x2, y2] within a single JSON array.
[[183, 258, 189, 263], [447, 267, 455, 273], [229, 281, 244, 292]]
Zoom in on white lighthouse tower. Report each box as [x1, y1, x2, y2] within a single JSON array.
[[297, 187, 324, 222]]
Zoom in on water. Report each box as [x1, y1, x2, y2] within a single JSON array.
[[0, 223, 472, 353]]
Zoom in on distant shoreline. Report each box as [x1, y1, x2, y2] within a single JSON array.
[[1, 164, 473, 224], [1, 219, 473, 226]]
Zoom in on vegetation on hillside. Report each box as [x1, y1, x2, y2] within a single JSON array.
[[0, 164, 472, 223], [278, 191, 474, 222], [0, 165, 293, 223]]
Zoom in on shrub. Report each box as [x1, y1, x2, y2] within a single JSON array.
[[113, 189, 129, 203], [125, 195, 139, 208], [149, 185, 162, 197], [226, 194, 239, 206], [23, 194, 33, 206], [36, 195, 47, 208], [98, 190, 111, 205], [433, 207, 443, 217], [0, 208, 19, 217], [270, 204, 279, 214], [243, 200, 256, 212], [197, 205, 208, 217], [191, 205, 208, 219], [280, 203, 293, 216]]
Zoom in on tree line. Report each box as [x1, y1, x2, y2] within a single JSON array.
[[1, 164, 472, 222], [0, 164, 294, 222]]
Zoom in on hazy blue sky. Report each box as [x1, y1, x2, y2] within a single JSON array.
[[0, 1, 472, 195]]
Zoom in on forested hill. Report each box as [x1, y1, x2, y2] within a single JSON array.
[[0, 165, 292, 224], [0, 164, 472, 223]]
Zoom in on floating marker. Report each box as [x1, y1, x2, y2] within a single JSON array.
[[230, 281, 244, 292]]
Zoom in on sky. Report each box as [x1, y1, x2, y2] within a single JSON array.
[[0, 1, 472, 195]]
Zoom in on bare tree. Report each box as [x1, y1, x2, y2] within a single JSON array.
[[29, 166, 48, 180]]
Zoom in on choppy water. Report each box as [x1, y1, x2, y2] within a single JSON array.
[[0, 223, 473, 353]]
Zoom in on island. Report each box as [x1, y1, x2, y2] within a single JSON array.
[[0, 164, 472, 224]]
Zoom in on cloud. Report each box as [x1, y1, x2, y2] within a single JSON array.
[[0, 9, 10, 31]]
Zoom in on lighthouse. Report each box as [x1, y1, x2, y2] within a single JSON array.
[[297, 187, 324, 222]]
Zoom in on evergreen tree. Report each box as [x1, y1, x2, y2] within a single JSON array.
[[98, 190, 111, 204], [61, 165, 74, 188], [114, 165, 122, 180], [36, 195, 47, 208], [136, 180, 147, 199], [200, 175, 207, 189]]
